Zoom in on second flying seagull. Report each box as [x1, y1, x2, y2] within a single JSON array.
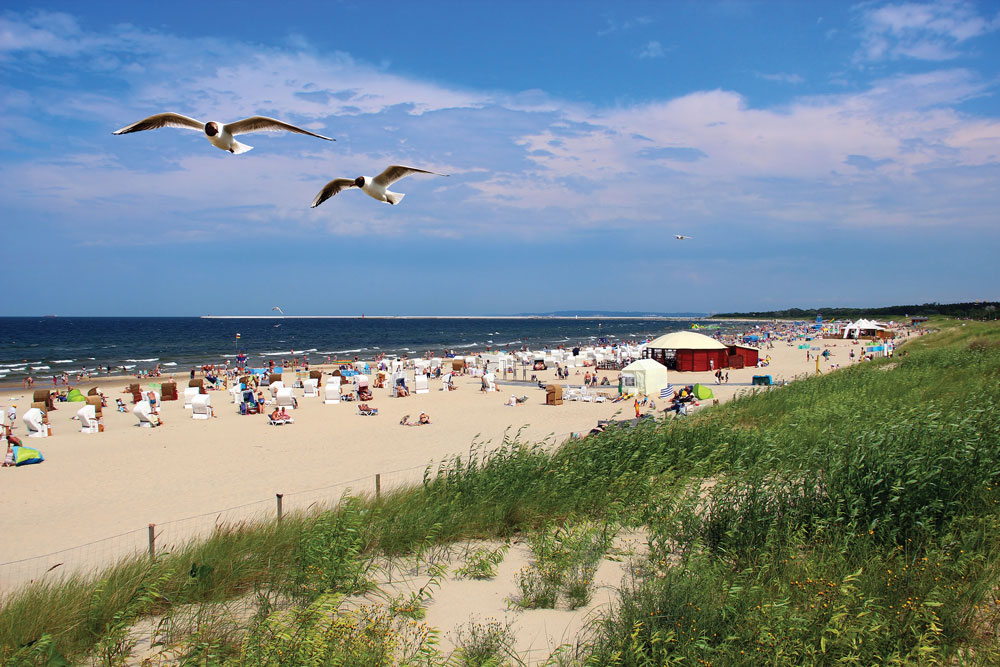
[[311, 165, 447, 207]]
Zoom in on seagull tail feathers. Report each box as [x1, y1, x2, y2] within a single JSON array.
[[386, 191, 405, 205], [230, 141, 254, 155]]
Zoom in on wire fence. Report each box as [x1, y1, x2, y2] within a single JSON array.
[[0, 430, 585, 594], [0, 463, 429, 594]]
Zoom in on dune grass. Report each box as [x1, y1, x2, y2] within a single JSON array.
[[2, 321, 999, 665]]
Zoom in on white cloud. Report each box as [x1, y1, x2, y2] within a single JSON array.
[[756, 71, 805, 84], [597, 15, 653, 36], [854, 0, 1000, 62], [636, 40, 665, 59]]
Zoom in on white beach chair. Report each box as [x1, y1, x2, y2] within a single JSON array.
[[191, 394, 212, 419], [276, 387, 297, 410], [390, 371, 408, 397], [303, 378, 319, 397], [78, 404, 99, 433], [269, 380, 285, 400], [229, 384, 243, 404], [324, 381, 341, 404], [439, 372, 453, 391], [484, 372, 497, 392], [415, 375, 429, 394], [23, 407, 47, 438], [183, 386, 199, 409], [133, 400, 157, 428]]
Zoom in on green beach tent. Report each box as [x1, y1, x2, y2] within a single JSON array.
[[692, 384, 714, 400], [66, 389, 86, 402], [12, 446, 45, 466]]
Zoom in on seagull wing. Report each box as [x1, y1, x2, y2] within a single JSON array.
[[373, 165, 448, 187], [225, 116, 334, 140], [310, 179, 358, 208], [113, 113, 204, 135]]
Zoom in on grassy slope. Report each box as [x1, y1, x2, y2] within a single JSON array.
[[2, 321, 999, 665]]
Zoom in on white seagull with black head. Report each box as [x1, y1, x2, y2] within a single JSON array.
[[311, 165, 447, 207], [675, 235, 693, 240], [113, 113, 334, 154]]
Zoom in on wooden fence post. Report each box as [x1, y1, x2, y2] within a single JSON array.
[[276, 493, 283, 522], [148, 523, 156, 559], [375, 473, 381, 499]]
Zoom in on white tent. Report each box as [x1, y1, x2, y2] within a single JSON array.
[[841, 319, 888, 338], [620, 359, 669, 397]]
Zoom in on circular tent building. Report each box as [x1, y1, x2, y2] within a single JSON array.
[[643, 331, 731, 372]]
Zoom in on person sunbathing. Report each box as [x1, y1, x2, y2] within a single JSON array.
[[399, 412, 431, 426]]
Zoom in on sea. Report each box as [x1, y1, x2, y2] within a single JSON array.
[[0, 316, 729, 384]]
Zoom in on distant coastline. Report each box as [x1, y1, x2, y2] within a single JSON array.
[[199, 315, 707, 320]]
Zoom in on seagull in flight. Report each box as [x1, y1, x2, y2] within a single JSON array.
[[311, 165, 447, 207], [272, 306, 284, 315], [113, 113, 334, 154], [675, 235, 693, 240]]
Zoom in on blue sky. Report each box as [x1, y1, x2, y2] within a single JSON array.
[[2, 0, 998, 315]]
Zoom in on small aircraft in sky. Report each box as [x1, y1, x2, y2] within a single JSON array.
[[675, 235, 693, 240]]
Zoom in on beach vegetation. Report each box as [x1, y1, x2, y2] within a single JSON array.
[[512, 520, 609, 610], [455, 544, 509, 581], [1, 320, 999, 664], [449, 617, 515, 666]]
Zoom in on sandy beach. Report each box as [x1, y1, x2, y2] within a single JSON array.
[[0, 332, 904, 591], [0, 329, 919, 663]]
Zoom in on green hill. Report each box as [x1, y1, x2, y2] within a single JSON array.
[[713, 301, 999, 320]]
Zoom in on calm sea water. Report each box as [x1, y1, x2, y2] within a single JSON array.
[[0, 317, 717, 383]]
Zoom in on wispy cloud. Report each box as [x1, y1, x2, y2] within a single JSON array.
[[756, 71, 805, 84], [854, 0, 1000, 62], [636, 40, 665, 59], [597, 15, 653, 36]]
